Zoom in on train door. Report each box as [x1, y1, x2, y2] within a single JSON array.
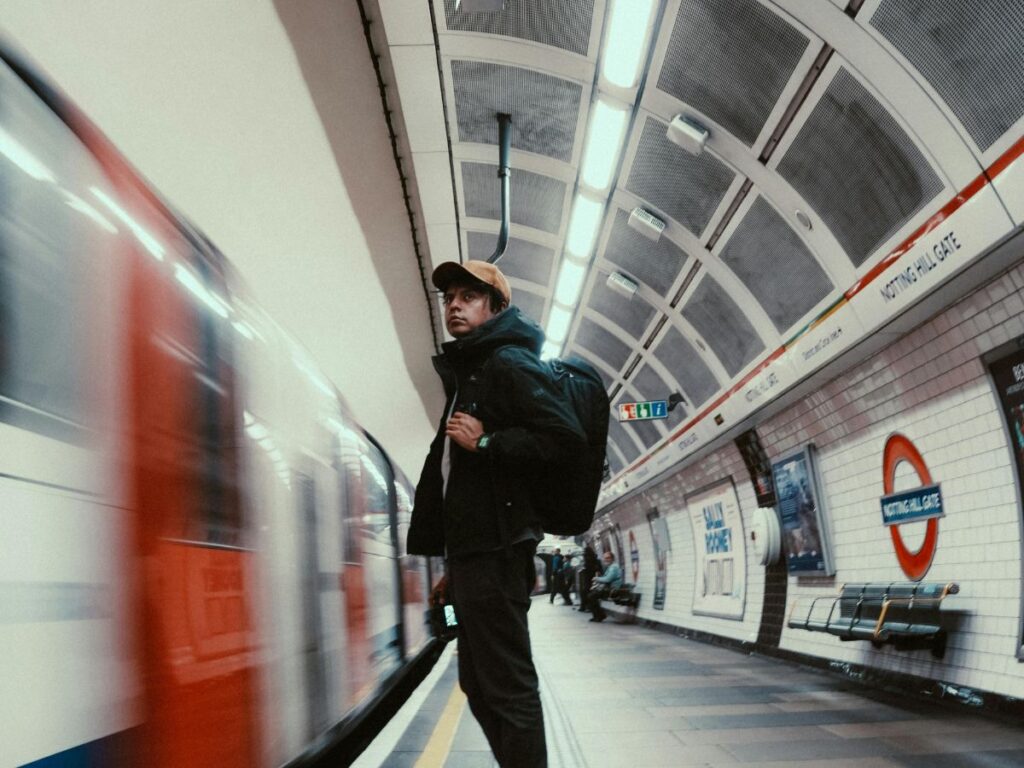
[[337, 428, 402, 711], [126, 226, 258, 767], [296, 470, 329, 737]]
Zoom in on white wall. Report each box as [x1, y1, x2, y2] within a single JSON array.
[[599, 258, 1024, 699]]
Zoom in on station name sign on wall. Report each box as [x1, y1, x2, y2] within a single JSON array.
[[880, 484, 944, 526], [618, 400, 668, 421]]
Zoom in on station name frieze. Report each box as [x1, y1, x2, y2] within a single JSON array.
[[879, 230, 962, 303]]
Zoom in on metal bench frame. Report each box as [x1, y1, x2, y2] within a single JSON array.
[[787, 581, 959, 658]]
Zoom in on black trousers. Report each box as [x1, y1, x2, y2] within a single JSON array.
[[449, 542, 547, 768]]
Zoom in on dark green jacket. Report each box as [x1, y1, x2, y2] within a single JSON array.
[[407, 307, 585, 558]]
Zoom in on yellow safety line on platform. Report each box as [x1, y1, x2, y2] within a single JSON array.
[[415, 679, 466, 767]]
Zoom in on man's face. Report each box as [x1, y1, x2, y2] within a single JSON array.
[[602, 553, 613, 565], [443, 282, 495, 338]]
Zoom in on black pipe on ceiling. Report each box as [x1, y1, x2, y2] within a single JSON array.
[[486, 112, 513, 264]]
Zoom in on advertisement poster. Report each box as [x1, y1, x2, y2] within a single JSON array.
[[772, 445, 834, 576], [687, 478, 747, 619], [985, 338, 1024, 656], [646, 508, 670, 610]]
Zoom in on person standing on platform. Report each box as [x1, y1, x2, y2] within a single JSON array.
[[578, 544, 600, 612], [585, 551, 623, 623], [549, 548, 563, 604], [407, 259, 586, 768]]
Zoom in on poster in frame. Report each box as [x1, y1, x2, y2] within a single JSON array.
[[983, 336, 1024, 659], [771, 444, 835, 576], [686, 477, 747, 619]]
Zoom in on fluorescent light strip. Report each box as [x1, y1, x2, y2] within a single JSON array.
[[602, 0, 656, 89], [554, 257, 588, 307], [565, 195, 604, 259], [545, 304, 573, 344], [579, 100, 629, 192]]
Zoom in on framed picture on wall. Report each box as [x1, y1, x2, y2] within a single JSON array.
[[983, 336, 1024, 659], [771, 444, 835, 576]]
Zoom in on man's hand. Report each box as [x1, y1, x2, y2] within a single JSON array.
[[446, 411, 485, 451], [430, 575, 449, 607]]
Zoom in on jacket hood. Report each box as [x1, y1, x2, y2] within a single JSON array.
[[438, 305, 544, 361]]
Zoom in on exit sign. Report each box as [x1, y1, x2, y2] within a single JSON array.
[[618, 400, 668, 422]]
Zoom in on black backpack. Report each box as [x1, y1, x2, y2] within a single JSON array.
[[534, 356, 610, 536]]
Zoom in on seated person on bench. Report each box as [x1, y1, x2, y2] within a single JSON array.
[[585, 551, 622, 623]]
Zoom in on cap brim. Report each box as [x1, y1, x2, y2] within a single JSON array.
[[431, 261, 478, 291]]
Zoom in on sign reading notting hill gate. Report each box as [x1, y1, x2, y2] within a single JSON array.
[[618, 400, 668, 422]]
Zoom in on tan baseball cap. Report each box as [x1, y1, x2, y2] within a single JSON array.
[[431, 260, 511, 305]]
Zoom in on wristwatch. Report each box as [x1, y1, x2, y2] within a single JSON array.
[[476, 433, 492, 452]]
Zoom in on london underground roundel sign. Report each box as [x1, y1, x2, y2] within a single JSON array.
[[882, 434, 939, 580]]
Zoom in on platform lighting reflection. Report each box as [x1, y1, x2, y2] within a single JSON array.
[[554, 257, 588, 306], [565, 194, 604, 258], [174, 263, 230, 319], [231, 320, 255, 340], [580, 100, 629, 191], [545, 304, 573, 344], [602, 0, 656, 89], [291, 352, 334, 398], [90, 187, 166, 261], [0, 125, 56, 182], [62, 191, 118, 234]]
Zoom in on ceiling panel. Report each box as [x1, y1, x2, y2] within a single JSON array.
[[681, 274, 765, 377], [584, 279, 658, 339], [602, 207, 690, 297], [775, 67, 944, 267], [466, 232, 554, 284], [461, 162, 566, 233], [652, 324, 719, 408], [575, 317, 632, 374], [718, 195, 833, 333], [868, 0, 1024, 153], [608, 418, 642, 463], [657, 0, 811, 146], [451, 60, 583, 162], [625, 115, 736, 237], [442, 0, 596, 56]]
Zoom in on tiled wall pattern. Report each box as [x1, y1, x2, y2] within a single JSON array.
[[600, 259, 1024, 699]]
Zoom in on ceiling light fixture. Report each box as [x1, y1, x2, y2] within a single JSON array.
[[580, 99, 630, 192], [666, 114, 709, 155], [628, 207, 665, 241], [602, 0, 656, 89], [545, 303, 573, 344], [606, 271, 638, 299], [554, 257, 588, 306], [565, 194, 604, 258]]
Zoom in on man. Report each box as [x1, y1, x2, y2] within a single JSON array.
[[549, 548, 563, 604], [408, 259, 585, 767], [585, 551, 622, 623]]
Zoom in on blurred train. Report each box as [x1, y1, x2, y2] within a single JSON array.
[[0, 42, 441, 768]]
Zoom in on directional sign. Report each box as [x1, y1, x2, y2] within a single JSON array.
[[618, 400, 668, 422]]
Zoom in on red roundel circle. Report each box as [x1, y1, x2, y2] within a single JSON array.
[[883, 433, 939, 580]]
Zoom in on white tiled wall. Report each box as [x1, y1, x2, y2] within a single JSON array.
[[599, 260, 1024, 699]]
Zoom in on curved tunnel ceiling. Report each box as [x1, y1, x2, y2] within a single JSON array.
[[379, 0, 1024, 505]]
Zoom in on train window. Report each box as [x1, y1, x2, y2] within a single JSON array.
[[0, 61, 115, 437]]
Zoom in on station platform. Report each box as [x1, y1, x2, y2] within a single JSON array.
[[356, 597, 1024, 767]]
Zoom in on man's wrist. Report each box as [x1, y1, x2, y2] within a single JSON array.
[[476, 433, 492, 452]]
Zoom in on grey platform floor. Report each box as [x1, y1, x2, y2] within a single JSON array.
[[379, 596, 1024, 767]]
